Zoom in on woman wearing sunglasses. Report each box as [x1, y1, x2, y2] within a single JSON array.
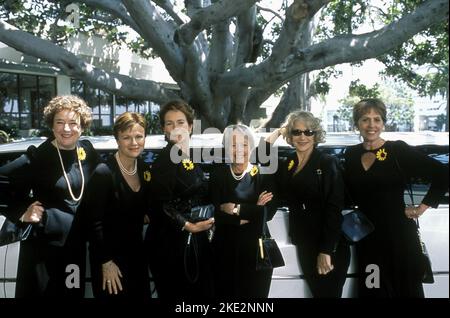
[[264, 111, 350, 298]]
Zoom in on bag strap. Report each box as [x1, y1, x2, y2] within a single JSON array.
[[391, 143, 420, 229], [261, 206, 269, 238]]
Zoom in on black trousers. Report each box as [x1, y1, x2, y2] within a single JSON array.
[[296, 242, 350, 298]]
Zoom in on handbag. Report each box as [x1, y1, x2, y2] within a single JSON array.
[[417, 229, 434, 284], [0, 216, 32, 247], [341, 208, 375, 243], [256, 206, 285, 271], [189, 204, 214, 222]]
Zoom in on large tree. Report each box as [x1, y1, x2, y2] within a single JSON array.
[[0, 0, 448, 130]]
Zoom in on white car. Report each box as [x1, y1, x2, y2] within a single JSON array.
[[1, 132, 448, 298]]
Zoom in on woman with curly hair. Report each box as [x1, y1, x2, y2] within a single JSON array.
[[0, 95, 100, 298], [264, 110, 350, 298]]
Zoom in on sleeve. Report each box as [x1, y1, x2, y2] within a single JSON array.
[[0, 146, 36, 223], [319, 155, 345, 255], [394, 140, 449, 208], [209, 165, 240, 226], [82, 163, 116, 264]]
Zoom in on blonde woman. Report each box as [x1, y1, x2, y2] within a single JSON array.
[[265, 111, 350, 298], [83, 112, 151, 299]]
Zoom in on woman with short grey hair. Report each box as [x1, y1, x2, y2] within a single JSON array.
[[210, 124, 276, 297], [264, 110, 350, 298]]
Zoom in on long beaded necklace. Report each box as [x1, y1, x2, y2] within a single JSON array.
[[115, 152, 137, 176], [55, 141, 85, 202]]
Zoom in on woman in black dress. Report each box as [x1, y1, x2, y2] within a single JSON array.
[[264, 111, 350, 298], [343, 98, 448, 297], [210, 124, 275, 298], [0, 95, 99, 298], [145, 100, 214, 298], [83, 112, 151, 299]]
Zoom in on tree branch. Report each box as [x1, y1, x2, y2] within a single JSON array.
[[219, 0, 449, 91], [121, 0, 184, 81], [0, 20, 178, 103], [153, 0, 186, 25], [77, 0, 141, 33], [269, 0, 329, 63], [175, 0, 259, 46]]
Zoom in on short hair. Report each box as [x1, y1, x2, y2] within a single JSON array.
[[222, 124, 256, 152], [282, 110, 326, 146], [353, 98, 387, 127], [113, 112, 147, 140], [43, 95, 92, 129], [159, 100, 195, 127]]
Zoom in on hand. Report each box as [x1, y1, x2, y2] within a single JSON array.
[[21, 201, 44, 223], [143, 214, 150, 224], [240, 220, 249, 225], [256, 191, 273, 206], [317, 253, 334, 275], [169, 127, 190, 145], [184, 218, 214, 233], [220, 203, 236, 215], [102, 260, 123, 295], [405, 204, 428, 219]]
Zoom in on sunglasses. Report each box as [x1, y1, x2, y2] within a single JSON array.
[[291, 129, 316, 137]]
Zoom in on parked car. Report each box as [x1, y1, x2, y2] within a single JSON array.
[[0, 132, 448, 298]]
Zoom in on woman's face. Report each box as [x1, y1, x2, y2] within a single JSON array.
[[116, 123, 145, 160], [229, 130, 250, 164], [290, 120, 315, 154], [163, 110, 192, 144], [52, 109, 83, 150], [357, 108, 384, 142]]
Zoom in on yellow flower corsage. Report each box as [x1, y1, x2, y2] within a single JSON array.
[[250, 165, 259, 177], [77, 147, 86, 161], [287, 159, 295, 171], [182, 158, 195, 171], [376, 148, 388, 161], [143, 170, 151, 182]]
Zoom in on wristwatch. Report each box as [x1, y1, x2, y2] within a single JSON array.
[[232, 204, 240, 216]]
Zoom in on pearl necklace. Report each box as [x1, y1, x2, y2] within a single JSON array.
[[230, 164, 252, 181], [55, 141, 85, 202], [115, 152, 137, 176]]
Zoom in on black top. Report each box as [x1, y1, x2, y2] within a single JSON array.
[[2, 138, 100, 246], [84, 155, 151, 264], [210, 163, 277, 249], [148, 142, 209, 230], [267, 140, 344, 254], [344, 140, 448, 223]]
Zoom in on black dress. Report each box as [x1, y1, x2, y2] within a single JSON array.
[[210, 163, 276, 298], [344, 140, 448, 297], [145, 142, 213, 298], [270, 144, 350, 298], [0, 138, 99, 298], [82, 155, 151, 300]]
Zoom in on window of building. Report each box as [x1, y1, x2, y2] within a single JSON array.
[[0, 71, 56, 132], [71, 79, 157, 130]]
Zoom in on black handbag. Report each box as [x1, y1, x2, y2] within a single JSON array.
[[417, 228, 434, 284], [189, 204, 214, 222], [0, 216, 32, 247], [341, 208, 375, 243], [256, 207, 285, 271]]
